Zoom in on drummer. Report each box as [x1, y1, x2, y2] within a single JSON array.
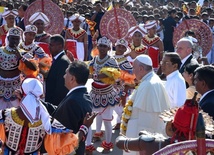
[[65, 13, 88, 61]]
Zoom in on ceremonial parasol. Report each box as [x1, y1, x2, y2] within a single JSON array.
[[99, 8, 137, 44], [24, 0, 64, 35], [173, 19, 212, 56]]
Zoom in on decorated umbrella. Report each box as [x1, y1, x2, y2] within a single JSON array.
[[24, 0, 64, 35], [173, 19, 212, 56], [99, 8, 137, 44]]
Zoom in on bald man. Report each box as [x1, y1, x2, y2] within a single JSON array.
[[175, 37, 198, 74]]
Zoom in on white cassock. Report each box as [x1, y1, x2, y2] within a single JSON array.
[[123, 71, 170, 155]]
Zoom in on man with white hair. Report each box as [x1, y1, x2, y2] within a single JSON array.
[[175, 37, 198, 74], [65, 13, 88, 61], [121, 54, 170, 155]]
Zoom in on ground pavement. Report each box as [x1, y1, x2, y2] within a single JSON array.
[[90, 113, 123, 155]]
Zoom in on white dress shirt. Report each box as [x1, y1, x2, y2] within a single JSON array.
[[165, 70, 186, 108]]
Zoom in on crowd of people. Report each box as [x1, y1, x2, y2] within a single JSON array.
[[0, 0, 214, 155]]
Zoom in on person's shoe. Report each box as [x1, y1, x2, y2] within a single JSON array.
[[92, 131, 104, 142], [101, 141, 113, 154], [85, 145, 96, 155], [112, 123, 120, 130]]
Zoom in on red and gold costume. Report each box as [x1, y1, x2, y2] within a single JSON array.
[[142, 35, 161, 69], [66, 28, 87, 60], [0, 108, 78, 155], [129, 43, 147, 55]]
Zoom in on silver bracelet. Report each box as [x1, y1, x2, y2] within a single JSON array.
[[124, 139, 130, 152]]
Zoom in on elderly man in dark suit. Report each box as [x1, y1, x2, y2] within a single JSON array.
[[194, 65, 214, 119], [52, 61, 93, 155], [45, 34, 70, 106], [175, 37, 198, 74]]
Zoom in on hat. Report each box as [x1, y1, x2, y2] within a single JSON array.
[[69, 13, 85, 22], [29, 12, 50, 27], [144, 20, 158, 30], [128, 25, 146, 37], [24, 25, 38, 34], [135, 54, 153, 66], [20, 78, 51, 134], [97, 37, 111, 47], [2, 10, 18, 18], [115, 38, 131, 55], [8, 27, 21, 37], [115, 38, 128, 48]]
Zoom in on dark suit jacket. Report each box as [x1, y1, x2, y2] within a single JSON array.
[[45, 52, 70, 106], [199, 90, 214, 119], [179, 55, 198, 74], [52, 87, 93, 155], [163, 16, 176, 41], [18, 18, 25, 31]]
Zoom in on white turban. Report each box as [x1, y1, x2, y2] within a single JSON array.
[[128, 25, 147, 37], [2, 10, 18, 18], [144, 20, 158, 30], [69, 13, 85, 22], [20, 78, 52, 134], [29, 12, 50, 27]]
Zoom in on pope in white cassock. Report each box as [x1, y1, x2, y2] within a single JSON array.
[[123, 54, 170, 155]]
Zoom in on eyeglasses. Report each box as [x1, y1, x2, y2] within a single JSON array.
[[160, 61, 172, 66]]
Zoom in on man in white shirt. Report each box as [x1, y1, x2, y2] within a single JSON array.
[[161, 52, 186, 108]]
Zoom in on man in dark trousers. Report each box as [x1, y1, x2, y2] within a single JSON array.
[[194, 65, 214, 119], [45, 34, 70, 106], [163, 9, 177, 52], [52, 61, 93, 155]]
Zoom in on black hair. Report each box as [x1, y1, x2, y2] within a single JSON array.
[[20, 4, 28, 11], [68, 60, 89, 85], [184, 62, 200, 76], [194, 65, 214, 90], [50, 34, 65, 47], [164, 52, 182, 69]]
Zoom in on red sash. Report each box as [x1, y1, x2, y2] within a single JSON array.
[[37, 42, 50, 56], [148, 47, 159, 68], [65, 40, 77, 59]]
